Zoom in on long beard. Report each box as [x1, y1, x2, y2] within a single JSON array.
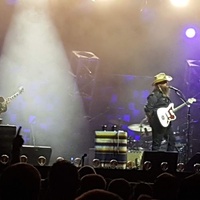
[[160, 85, 170, 97]]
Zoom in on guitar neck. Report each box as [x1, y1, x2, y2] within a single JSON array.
[[174, 102, 188, 113], [6, 92, 20, 103]]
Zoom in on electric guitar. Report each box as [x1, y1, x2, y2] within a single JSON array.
[[0, 86, 24, 114], [157, 98, 196, 127]]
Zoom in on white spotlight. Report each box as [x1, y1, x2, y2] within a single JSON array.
[[170, 0, 190, 7], [185, 28, 196, 38], [37, 156, 47, 166], [0, 155, 9, 165]]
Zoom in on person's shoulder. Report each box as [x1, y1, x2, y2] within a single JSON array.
[[147, 90, 162, 100], [147, 92, 154, 99], [147, 90, 157, 97], [152, 89, 163, 97]]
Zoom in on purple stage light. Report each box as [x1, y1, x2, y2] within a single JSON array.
[[7, 0, 18, 5], [185, 28, 196, 38]]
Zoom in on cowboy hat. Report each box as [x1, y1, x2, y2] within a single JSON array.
[[152, 72, 173, 86]]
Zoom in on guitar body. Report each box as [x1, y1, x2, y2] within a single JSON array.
[[0, 96, 7, 114], [157, 103, 176, 127], [157, 98, 196, 127]]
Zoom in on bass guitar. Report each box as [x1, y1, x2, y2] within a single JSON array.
[[157, 98, 196, 127], [0, 86, 24, 114]]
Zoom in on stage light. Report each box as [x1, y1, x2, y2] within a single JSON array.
[[20, 155, 28, 163], [90, 0, 115, 2], [185, 28, 196, 38], [110, 159, 118, 169], [92, 158, 100, 168], [37, 156, 47, 166], [193, 163, 200, 173], [143, 161, 152, 171], [160, 162, 169, 171], [0, 0, 89, 164], [0, 155, 9, 165], [74, 157, 82, 167], [102, 124, 108, 131], [56, 157, 65, 162], [176, 163, 185, 172], [126, 160, 134, 169], [170, 0, 190, 7], [111, 125, 117, 131]]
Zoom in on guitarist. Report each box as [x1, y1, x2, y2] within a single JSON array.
[[0, 87, 24, 124], [144, 72, 176, 151]]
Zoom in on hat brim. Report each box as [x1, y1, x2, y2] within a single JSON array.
[[152, 75, 173, 86]]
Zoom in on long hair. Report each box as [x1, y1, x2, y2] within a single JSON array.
[[155, 82, 170, 97]]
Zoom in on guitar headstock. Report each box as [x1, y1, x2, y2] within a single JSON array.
[[187, 98, 196, 104], [18, 86, 24, 94]]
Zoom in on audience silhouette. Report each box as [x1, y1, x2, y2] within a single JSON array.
[[75, 189, 123, 200], [177, 172, 200, 200], [0, 162, 41, 200], [136, 194, 153, 200], [107, 178, 133, 200], [1, 125, 200, 200], [44, 159, 80, 200], [133, 182, 153, 200], [152, 172, 179, 200], [78, 165, 96, 178], [78, 173, 107, 196], [10, 126, 24, 164]]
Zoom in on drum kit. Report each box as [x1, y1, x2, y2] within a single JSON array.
[[127, 123, 152, 151], [109, 117, 187, 151], [128, 123, 152, 137], [127, 122, 187, 151]]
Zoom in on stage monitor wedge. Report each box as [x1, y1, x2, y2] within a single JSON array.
[[185, 153, 200, 172], [141, 151, 178, 173], [21, 145, 52, 166]]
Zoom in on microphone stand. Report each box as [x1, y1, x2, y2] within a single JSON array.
[[185, 104, 192, 163], [172, 89, 192, 163], [81, 153, 87, 167]]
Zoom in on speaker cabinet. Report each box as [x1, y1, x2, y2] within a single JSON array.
[[185, 153, 200, 172], [141, 151, 178, 173], [21, 145, 52, 166], [0, 125, 16, 157]]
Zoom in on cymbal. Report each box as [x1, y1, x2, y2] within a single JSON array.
[[128, 124, 152, 133]]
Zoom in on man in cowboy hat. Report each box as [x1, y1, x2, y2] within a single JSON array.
[[144, 72, 176, 151]]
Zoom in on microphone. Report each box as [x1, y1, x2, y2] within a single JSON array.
[[169, 86, 181, 92]]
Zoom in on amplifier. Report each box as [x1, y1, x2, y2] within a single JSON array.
[[127, 150, 144, 169], [95, 131, 127, 168]]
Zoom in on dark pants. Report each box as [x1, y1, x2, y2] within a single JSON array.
[[151, 122, 176, 151]]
